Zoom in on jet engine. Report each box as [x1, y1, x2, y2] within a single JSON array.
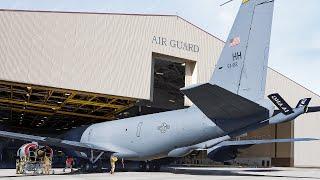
[[207, 145, 251, 162]]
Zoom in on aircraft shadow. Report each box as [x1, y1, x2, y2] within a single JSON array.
[[166, 168, 320, 179]]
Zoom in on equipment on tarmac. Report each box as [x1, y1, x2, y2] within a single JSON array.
[[16, 142, 54, 175]]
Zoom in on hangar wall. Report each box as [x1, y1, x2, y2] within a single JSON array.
[[266, 69, 320, 167], [0, 10, 224, 100], [237, 69, 320, 167]]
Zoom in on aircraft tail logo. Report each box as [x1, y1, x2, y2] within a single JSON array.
[[229, 37, 241, 47]]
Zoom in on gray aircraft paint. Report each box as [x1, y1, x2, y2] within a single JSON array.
[[210, 0, 274, 102], [80, 107, 224, 160]]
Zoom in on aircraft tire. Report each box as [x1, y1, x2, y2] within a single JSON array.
[[148, 162, 161, 172], [138, 162, 147, 172]]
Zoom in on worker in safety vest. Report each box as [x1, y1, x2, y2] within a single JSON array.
[[109, 155, 118, 174]]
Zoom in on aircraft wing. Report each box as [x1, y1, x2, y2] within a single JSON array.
[[215, 138, 318, 148], [0, 130, 114, 152], [206, 138, 318, 162]]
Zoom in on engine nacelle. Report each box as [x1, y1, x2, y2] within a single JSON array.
[[168, 147, 193, 157], [207, 145, 251, 162]]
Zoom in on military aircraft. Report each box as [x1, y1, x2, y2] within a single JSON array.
[[0, 0, 319, 172]]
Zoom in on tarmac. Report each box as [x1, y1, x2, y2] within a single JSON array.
[[0, 167, 320, 180]]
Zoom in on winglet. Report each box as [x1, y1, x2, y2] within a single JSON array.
[[296, 98, 311, 108]]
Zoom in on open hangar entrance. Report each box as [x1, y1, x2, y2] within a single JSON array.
[[0, 80, 137, 167], [118, 53, 196, 119]]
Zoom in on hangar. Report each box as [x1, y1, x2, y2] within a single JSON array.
[[0, 9, 319, 168]]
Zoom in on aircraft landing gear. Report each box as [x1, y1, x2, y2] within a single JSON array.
[[79, 161, 104, 173], [138, 161, 161, 172], [79, 150, 105, 173]]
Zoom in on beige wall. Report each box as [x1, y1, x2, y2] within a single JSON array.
[[0, 10, 224, 100], [265, 69, 320, 167], [236, 69, 320, 167]]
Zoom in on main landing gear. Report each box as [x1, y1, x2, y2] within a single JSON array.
[[138, 161, 161, 172], [79, 150, 105, 173]]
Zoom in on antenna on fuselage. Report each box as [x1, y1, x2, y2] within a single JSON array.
[[220, 0, 237, 6]]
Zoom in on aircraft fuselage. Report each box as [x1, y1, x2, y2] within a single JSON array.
[[80, 107, 224, 161]]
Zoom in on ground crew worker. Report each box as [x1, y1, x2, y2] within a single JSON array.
[[43, 155, 51, 175], [109, 155, 118, 174], [19, 157, 25, 174], [16, 159, 20, 174], [63, 156, 74, 173]]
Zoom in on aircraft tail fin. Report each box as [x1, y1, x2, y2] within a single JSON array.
[[210, 0, 274, 102], [181, 0, 275, 132]]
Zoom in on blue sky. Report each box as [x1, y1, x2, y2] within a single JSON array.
[[1, 0, 319, 95]]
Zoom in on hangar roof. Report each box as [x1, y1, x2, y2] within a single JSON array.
[[0, 9, 224, 43]]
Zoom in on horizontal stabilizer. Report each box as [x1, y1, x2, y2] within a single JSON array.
[[268, 93, 293, 115], [181, 83, 269, 132]]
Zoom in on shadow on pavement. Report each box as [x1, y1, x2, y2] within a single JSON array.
[[166, 168, 320, 179]]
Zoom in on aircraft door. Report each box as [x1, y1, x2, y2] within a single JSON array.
[[87, 128, 93, 141], [136, 122, 143, 137]]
